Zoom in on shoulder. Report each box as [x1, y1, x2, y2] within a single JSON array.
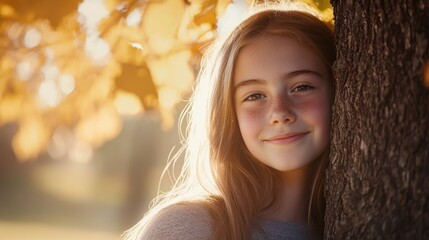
[[253, 219, 309, 240], [140, 202, 212, 240]]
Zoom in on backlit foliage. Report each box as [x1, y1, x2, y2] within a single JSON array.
[[0, 0, 332, 161]]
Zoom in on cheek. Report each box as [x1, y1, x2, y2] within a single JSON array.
[[299, 97, 332, 133], [236, 108, 265, 137]]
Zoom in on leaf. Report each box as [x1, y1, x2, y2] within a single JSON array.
[[147, 50, 194, 93], [0, 0, 242, 161], [114, 62, 158, 110], [142, 0, 186, 55], [194, 3, 217, 26], [321, 7, 334, 23], [1, 0, 81, 27], [147, 50, 195, 129]]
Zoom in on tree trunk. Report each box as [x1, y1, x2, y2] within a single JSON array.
[[326, 0, 429, 239]]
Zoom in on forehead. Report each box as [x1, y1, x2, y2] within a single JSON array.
[[233, 35, 327, 82]]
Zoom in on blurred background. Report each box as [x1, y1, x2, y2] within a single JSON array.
[[0, 0, 331, 239]]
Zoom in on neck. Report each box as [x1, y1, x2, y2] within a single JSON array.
[[262, 163, 317, 225]]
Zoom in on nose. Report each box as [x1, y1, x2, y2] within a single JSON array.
[[269, 95, 295, 125]]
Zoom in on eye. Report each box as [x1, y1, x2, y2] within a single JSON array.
[[244, 93, 265, 101], [292, 84, 314, 92]]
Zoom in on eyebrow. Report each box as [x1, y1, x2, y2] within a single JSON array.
[[234, 69, 323, 91]]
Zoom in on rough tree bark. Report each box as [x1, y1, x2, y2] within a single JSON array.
[[326, 0, 429, 239]]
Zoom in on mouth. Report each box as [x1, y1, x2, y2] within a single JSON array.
[[264, 132, 309, 144]]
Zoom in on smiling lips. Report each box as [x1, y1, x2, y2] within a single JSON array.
[[264, 132, 309, 144]]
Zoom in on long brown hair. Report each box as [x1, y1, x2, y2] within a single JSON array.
[[124, 2, 335, 240]]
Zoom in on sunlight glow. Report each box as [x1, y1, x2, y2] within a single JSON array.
[[24, 27, 42, 48], [217, 0, 249, 36], [78, 0, 109, 34], [78, 0, 111, 65]]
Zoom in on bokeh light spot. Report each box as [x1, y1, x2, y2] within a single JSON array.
[[126, 9, 142, 27], [59, 74, 76, 95], [16, 61, 34, 81], [38, 79, 61, 107], [114, 90, 143, 115], [85, 36, 111, 66], [24, 28, 42, 48]]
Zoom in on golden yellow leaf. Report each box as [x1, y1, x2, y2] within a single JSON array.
[[1, 0, 250, 162], [142, 0, 186, 55], [114, 62, 158, 110], [147, 50, 194, 129], [74, 60, 119, 112], [194, 3, 217, 26], [321, 7, 334, 23], [110, 35, 147, 65], [147, 50, 194, 93]]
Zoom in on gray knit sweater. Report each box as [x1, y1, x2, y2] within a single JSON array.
[[140, 203, 309, 240]]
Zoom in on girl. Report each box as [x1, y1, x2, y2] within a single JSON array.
[[126, 2, 335, 240]]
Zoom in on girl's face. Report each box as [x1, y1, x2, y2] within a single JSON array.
[[233, 35, 332, 172]]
